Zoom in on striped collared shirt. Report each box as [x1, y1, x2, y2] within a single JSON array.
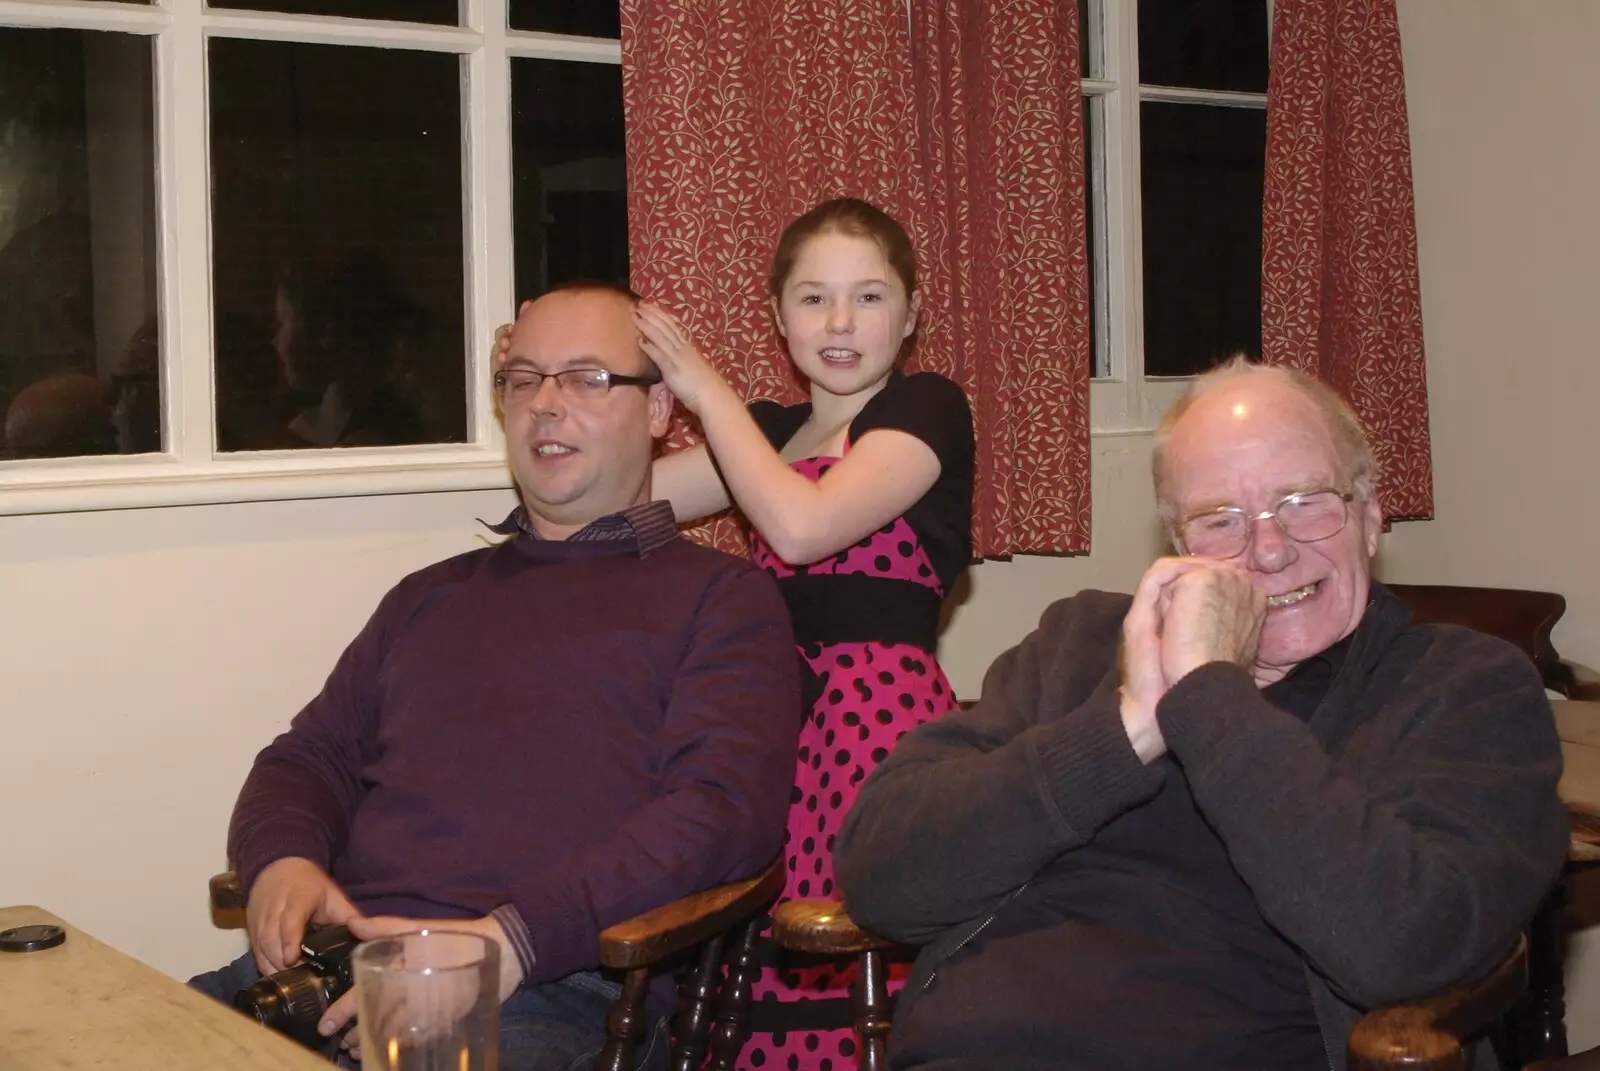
[[486, 499, 678, 557]]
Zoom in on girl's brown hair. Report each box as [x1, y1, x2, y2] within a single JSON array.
[[767, 197, 917, 299]]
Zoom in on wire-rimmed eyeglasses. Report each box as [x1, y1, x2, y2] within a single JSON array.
[[1176, 489, 1356, 558]]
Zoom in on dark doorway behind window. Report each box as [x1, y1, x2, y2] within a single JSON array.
[[1137, 0, 1270, 92], [509, 2, 619, 38], [510, 57, 629, 304], [1139, 101, 1266, 377]]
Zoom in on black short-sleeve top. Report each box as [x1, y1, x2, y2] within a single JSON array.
[[744, 371, 974, 591]]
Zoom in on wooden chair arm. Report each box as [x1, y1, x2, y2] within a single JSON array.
[[216, 863, 785, 970], [598, 861, 783, 971], [770, 899, 899, 956], [1561, 659, 1600, 702], [1346, 937, 1527, 1071], [1527, 1047, 1600, 1071], [210, 870, 245, 911]]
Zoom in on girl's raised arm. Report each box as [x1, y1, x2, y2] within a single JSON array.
[[635, 304, 955, 565]]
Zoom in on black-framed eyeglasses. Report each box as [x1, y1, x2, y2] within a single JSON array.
[[1176, 489, 1356, 559], [493, 366, 661, 403]]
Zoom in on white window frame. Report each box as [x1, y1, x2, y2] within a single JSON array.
[[0, 0, 616, 516], [1082, 0, 1270, 435], [0, 0, 1272, 512]]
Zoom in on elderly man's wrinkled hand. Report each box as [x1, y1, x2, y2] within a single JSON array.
[[1121, 557, 1212, 762], [1158, 561, 1264, 684]]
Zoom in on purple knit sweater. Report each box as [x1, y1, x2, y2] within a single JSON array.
[[228, 518, 800, 986]]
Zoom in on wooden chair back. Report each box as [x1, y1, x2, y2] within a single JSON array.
[[1386, 583, 1589, 697]]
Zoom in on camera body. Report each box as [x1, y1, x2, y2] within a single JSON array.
[[234, 924, 358, 1048]]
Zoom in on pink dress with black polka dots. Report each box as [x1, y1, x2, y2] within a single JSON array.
[[738, 454, 961, 1071]]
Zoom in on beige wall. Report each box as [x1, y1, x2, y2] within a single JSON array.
[[1388, 0, 1600, 668], [1390, 0, 1600, 1051], [2, 0, 1598, 1049], [0, 489, 516, 974]]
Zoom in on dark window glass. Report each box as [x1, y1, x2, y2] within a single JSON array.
[[511, 58, 628, 303], [509, 2, 619, 37], [208, 0, 459, 24], [1079, 0, 1094, 79], [209, 39, 467, 451], [1137, 0, 1269, 92], [0, 28, 159, 460], [1084, 97, 1103, 377], [1139, 101, 1265, 377]]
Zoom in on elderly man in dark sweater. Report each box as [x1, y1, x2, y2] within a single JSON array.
[[192, 283, 801, 1070], [836, 359, 1568, 1070]]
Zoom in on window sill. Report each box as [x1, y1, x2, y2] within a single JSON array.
[[1088, 374, 1192, 435], [0, 446, 513, 516]]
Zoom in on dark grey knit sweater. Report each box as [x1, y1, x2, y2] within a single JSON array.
[[835, 583, 1568, 1069]]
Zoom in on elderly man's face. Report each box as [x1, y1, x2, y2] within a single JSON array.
[[1162, 378, 1383, 680]]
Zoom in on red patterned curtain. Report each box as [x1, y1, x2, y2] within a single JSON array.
[[909, 0, 1091, 555], [1261, 0, 1433, 519], [620, 0, 1090, 557]]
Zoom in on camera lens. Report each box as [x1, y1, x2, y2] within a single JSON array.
[[234, 968, 334, 1048]]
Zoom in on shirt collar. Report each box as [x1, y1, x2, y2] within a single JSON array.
[[484, 499, 678, 558], [1262, 592, 1373, 715]]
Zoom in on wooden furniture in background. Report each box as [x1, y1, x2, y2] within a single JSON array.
[[1385, 584, 1600, 700], [0, 904, 329, 1071]]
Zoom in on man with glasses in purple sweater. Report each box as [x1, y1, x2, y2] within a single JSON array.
[[193, 283, 801, 1071]]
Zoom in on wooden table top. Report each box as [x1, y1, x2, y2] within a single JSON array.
[[0, 905, 329, 1071]]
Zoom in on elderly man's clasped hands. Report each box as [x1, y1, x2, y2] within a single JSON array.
[[1120, 558, 1265, 764]]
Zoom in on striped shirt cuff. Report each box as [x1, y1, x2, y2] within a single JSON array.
[[490, 903, 536, 983]]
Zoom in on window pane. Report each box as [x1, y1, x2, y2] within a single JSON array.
[[1078, 0, 1095, 80], [1084, 97, 1105, 377], [509, 1, 619, 37], [209, 0, 459, 24], [209, 39, 467, 451], [1139, 101, 1264, 378], [0, 28, 160, 459], [1137, 0, 1268, 93], [511, 58, 628, 302]]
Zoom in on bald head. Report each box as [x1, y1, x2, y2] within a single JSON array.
[[499, 286, 672, 539], [1153, 359, 1376, 527]]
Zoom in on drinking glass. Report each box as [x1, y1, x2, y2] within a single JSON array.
[[352, 929, 499, 1071]]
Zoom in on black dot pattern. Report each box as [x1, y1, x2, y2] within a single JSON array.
[[738, 454, 962, 1070]]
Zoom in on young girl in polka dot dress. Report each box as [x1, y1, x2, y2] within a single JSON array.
[[636, 198, 975, 1071]]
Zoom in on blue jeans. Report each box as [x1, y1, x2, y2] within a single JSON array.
[[191, 952, 669, 1071]]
